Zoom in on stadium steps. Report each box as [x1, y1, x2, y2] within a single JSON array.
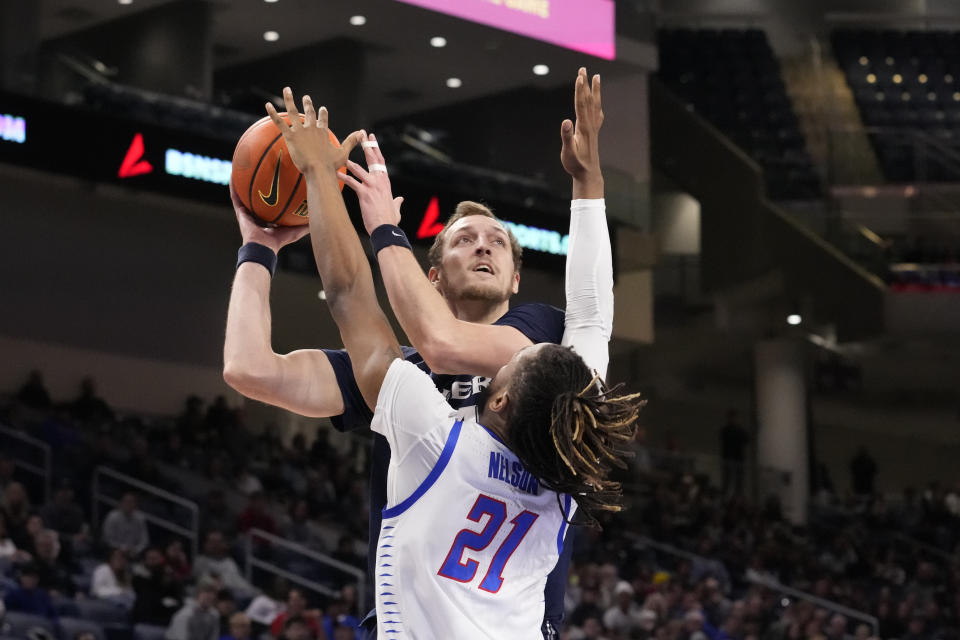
[[780, 49, 884, 186]]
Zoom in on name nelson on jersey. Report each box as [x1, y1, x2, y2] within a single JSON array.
[[488, 451, 540, 496]]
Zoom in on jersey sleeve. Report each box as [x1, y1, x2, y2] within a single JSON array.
[[371, 359, 458, 462], [321, 349, 373, 432], [495, 303, 565, 344]]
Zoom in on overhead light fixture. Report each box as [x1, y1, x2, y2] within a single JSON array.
[[264, 0, 279, 2], [263, 30, 279, 42], [430, 36, 447, 48], [118, 0, 133, 4], [446, 77, 462, 88], [533, 64, 550, 76], [786, 314, 802, 326], [350, 15, 367, 26]]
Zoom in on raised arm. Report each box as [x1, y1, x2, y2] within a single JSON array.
[[559, 67, 613, 378], [266, 88, 399, 410], [222, 184, 348, 417]]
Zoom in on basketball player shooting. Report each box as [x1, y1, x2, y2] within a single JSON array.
[[263, 73, 642, 638]]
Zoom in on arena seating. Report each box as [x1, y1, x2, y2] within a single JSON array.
[[657, 28, 821, 200], [833, 29, 960, 182]]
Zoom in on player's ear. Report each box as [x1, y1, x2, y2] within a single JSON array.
[[511, 271, 520, 295], [488, 388, 509, 415], [428, 266, 443, 291]]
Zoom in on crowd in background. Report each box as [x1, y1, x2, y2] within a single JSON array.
[[2, 371, 960, 640]]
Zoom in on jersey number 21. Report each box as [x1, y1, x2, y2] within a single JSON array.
[[437, 493, 538, 593]]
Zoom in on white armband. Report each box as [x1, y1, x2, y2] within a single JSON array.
[[562, 198, 613, 378]]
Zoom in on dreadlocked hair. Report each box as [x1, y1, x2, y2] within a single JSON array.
[[506, 344, 645, 528]]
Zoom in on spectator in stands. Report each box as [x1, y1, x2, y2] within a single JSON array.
[[1, 481, 31, 547], [133, 546, 183, 626], [21, 513, 46, 557], [279, 616, 320, 640], [92, 547, 136, 606], [243, 576, 287, 628], [330, 626, 353, 640], [16, 370, 51, 410], [282, 500, 324, 551], [321, 600, 359, 640], [165, 539, 192, 583], [220, 612, 252, 640], [41, 481, 89, 552], [720, 409, 749, 497], [70, 376, 114, 424], [3, 562, 56, 618], [0, 513, 29, 561], [234, 465, 263, 497], [32, 528, 74, 597], [193, 530, 256, 600], [270, 589, 323, 639], [0, 454, 17, 493], [216, 590, 237, 635], [201, 489, 236, 539], [570, 616, 609, 640], [102, 491, 149, 557], [850, 446, 878, 496], [167, 578, 220, 640], [603, 581, 645, 636], [236, 491, 275, 544]]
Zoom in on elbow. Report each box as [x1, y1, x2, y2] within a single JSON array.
[[417, 334, 462, 375], [223, 359, 270, 397]]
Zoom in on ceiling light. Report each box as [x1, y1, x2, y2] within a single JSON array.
[[118, 0, 133, 4], [263, 30, 279, 42], [446, 77, 462, 88], [533, 64, 550, 76], [350, 15, 367, 26], [430, 36, 447, 48], [786, 314, 802, 326], [264, 0, 278, 2]]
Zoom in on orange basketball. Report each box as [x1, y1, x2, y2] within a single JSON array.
[[231, 113, 345, 226]]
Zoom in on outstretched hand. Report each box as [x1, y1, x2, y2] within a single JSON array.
[[231, 180, 308, 252], [560, 67, 604, 199], [338, 132, 405, 235], [265, 87, 364, 179]]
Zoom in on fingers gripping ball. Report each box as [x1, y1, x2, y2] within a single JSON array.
[[231, 113, 346, 226]]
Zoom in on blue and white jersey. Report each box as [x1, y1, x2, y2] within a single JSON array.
[[370, 359, 575, 639]]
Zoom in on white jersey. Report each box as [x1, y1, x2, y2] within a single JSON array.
[[371, 359, 576, 639]]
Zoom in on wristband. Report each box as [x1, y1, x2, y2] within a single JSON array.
[[237, 242, 277, 277], [370, 224, 412, 255]]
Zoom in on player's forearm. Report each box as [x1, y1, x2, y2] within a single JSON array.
[[562, 198, 613, 377], [377, 246, 460, 357], [306, 170, 370, 302], [223, 264, 278, 383]]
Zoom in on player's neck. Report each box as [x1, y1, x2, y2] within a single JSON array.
[[478, 409, 509, 443], [448, 298, 510, 324]]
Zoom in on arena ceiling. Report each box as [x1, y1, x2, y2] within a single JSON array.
[[39, 0, 650, 120]]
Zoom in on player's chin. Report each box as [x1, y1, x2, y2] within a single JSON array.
[[460, 283, 511, 303]]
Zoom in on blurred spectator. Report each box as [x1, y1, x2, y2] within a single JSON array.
[[102, 491, 149, 556], [243, 577, 287, 627], [0, 454, 17, 493], [220, 612, 252, 640], [0, 513, 28, 560], [216, 589, 238, 636], [70, 376, 114, 423], [603, 581, 645, 636], [720, 409, 749, 497], [330, 626, 354, 640], [16, 370, 51, 410], [205, 396, 235, 435], [132, 546, 183, 626], [177, 395, 205, 442], [280, 616, 320, 640], [167, 579, 220, 640], [850, 446, 878, 496], [571, 587, 604, 628], [321, 599, 360, 640], [270, 589, 323, 639], [32, 528, 75, 596], [1, 481, 31, 547], [166, 539, 192, 583], [234, 466, 263, 497], [237, 491, 275, 537], [283, 500, 324, 551], [3, 562, 56, 618], [193, 530, 257, 600], [201, 489, 237, 539], [570, 616, 609, 640], [41, 481, 89, 549], [92, 547, 136, 605]]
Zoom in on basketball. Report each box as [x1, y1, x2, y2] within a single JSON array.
[[231, 112, 345, 226]]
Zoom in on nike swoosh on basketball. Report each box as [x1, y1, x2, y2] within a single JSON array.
[[258, 151, 283, 206]]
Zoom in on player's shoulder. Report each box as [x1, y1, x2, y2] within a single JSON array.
[[496, 303, 565, 344]]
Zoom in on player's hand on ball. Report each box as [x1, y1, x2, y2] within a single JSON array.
[[339, 132, 405, 235], [265, 87, 363, 178], [560, 67, 604, 183], [231, 180, 308, 252]]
